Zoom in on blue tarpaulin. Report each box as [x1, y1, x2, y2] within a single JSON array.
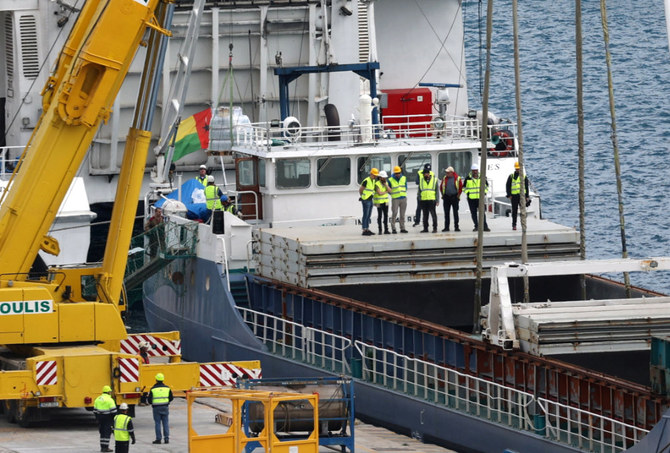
[[154, 179, 209, 221]]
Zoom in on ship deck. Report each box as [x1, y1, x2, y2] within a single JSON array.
[[256, 215, 580, 288]]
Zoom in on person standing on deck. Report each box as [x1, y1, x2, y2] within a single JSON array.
[[419, 168, 439, 233], [463, 163, 490, 232], [195, 164, 208, 186], [93, 385, 117, 452], [388, 166, 408, 233], [359, 168, 378, 236], [440, 167, 462, 232], [505, 161, 530, 231], [204, 175, 223, 222], [149, 373, 173, 444], [374, 171, 391, 234], [413, 163, 433, 226], [113, 403, 135, 453]]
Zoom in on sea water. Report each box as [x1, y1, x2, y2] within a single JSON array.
[[464, 0, 670, 293]]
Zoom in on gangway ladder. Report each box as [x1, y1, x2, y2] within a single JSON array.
[[153, 0, 206, 183]]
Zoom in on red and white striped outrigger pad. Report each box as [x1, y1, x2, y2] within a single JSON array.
[[35, 360, 58, 386], [199, 363, 262, 387], [118, 358, 139, 383], [121, 334, 181, 357]]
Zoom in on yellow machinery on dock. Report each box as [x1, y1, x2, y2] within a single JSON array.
[[0, 0, 259, 425], [187, 388, 319, 453]]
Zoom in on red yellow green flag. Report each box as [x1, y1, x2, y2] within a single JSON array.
[[172, 108, 212, 162]]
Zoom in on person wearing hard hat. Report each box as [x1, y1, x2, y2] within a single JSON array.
[[388, 166, 408, 233], [440, 166, 463, 232], [463, 163, 490, 232], [204, 174, 224, 223], [148, 373, 173, 445], [93, 385, 117, 452], [113, 403, 135, 452], [413, 163, 434, 227], [359, 168, 378, 236], [418, 167, 439, 233], [505, 161, 530, 231], [220, 194, 239, 216], [374, 170, 391, 234], [195, 164, 208, 186]]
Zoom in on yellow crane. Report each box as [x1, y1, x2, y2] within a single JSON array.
[[0, 0, 258, 425]]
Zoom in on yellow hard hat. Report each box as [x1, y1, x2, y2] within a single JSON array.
[[514, 162, 520, 169], [102, 385, 112, 393], [370, 168, 379, 176], [393, 166, 402, 174], [155, 373, 165, 381]]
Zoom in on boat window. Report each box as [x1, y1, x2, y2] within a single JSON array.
[[437, 152, 473, 177], [398, 153, 431, 182], [357, 156, 391, 183], [317, 157, 350, 186], [258, 159, 266, 188], [276, 158, 311, 189], [238, 159, 256, 186]]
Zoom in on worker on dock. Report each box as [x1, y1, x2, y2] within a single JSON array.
[[221, 195, 240, 217], [113, 403, 135, 453], [505, 161, 530, 231], [388, 166, 408, 233], [359, 168, 378, 236], [374, 170, 391, 234], [204, 175, 223, 223], [464, 163, 490, 232], [440, 166, 462, 232], [93, 385, 117, 452], [419, 167, 439, 233], [149, 373, 174, 444], [413, 163, 433, 227], [195, 164, 208, 186]]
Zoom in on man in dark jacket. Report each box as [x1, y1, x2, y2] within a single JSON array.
[[148, 373, 174, 444], [505, 162, 530, 231]]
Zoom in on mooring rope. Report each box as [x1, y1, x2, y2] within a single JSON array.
[[599, 0, 631, 296]]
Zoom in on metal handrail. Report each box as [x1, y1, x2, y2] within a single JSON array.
[[227, 189, 259, 222], [237, 307, 351, 374]]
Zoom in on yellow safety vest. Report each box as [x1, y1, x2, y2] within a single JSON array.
[[373, 180, 389, 205], [205, 185, 222, 210], [388, 175, 407, 199], [151, 386, 171, 406], [195, 175, 207, 186], [93, 393, 116, 414], [419, 175, 437, 201], [114, 414, 132, 441], [464, 174, 487, 200], [510, 173, 524, 195], [360, 177, 375, 200]]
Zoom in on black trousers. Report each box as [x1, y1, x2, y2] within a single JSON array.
[[467, 198, 489, 229], [376, 204, 389, 232], [97, 414, 114, 449], [115, 440, 130, 453], [420, 200, 437, 231], [442, 194, 459, 229], [510, 194, 520, 227]]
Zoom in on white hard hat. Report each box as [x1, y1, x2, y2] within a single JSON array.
[[378, 170, 388, 178], [199, 164, 207, 170], [207, 175, 215, 183], [471, 163, 480, 171], [119, 403, 129, 410], [139, 341, 149, 349]]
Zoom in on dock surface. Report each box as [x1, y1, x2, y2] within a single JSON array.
[[0, 397, 458, 452]]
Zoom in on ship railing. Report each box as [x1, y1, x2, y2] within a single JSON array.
[[237, 307, 352, 374], [354, 341, 536, 432], [232, 115, 489, 152], [0, 145, 23, 177], [537, 397, 649, 452]]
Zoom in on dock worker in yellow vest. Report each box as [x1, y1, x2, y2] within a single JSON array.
[[148, 373, 173, 445], [463, 163, 490, 232], [204, 175, 223, 223], [195, 164, 208, 186], [419, 167, 439, 233], [374, 170, 391, 235], [93, 385, 117, 452], [359, 168, 378, 236], [113, 403, 135, 453], [388, 166, 408, 234], [505, 161, 530, 231]]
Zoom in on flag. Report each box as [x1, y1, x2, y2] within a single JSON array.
[[172, 108, 212, 162]]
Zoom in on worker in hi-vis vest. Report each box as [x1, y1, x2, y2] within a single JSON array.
[[113, 403, 135, 452], [93, 385, 117, 452], [148, 373, 174, 445]]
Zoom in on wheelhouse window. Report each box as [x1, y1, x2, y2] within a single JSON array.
[[398, 153, 431, 182], [437, 152, 473, 177], [357, 155, 391, 183], [317, 157, 350, 186], [238, 159, 256, 186], [276, 158, 311, 188], [258, 159, 266, 188]]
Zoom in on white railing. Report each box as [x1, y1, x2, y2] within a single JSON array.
[[354, 341, 536, 431], [0, 146, 23, 176], [237, 307, 351, 374], [538, 398, 649, 453]]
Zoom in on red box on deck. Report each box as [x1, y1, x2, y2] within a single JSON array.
[[381, 88, 433, 137]]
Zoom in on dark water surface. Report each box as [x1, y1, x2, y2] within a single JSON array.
[[464, 0, 670, 293]]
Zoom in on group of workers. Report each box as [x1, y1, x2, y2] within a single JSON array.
[[93, 372, 173, 452], [359, 162, 529, 235], [199, 164, 238, 218]]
